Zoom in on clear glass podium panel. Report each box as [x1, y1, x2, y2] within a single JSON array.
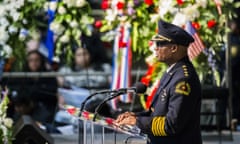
[[77, 112, 147, 144]]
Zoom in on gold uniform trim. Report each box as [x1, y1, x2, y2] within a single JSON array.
[[151, 117, 167, 136], [151, 34, 172, 42]]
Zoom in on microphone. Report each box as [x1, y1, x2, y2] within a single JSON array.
[[93, 82, 147, 121], [118, 82, 147, 93]]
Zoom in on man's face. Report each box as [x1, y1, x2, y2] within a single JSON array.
[[153, 42, 175, 63]]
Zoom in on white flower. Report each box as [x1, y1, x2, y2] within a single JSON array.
[[59, 34, 70, 43], [50, 22, 65, 35], [0, 5, 6, 17], [58, 6, 66, 14], [0, 17, 9, 27], [65, 0, 75, 8], [3, 118, 13, 128], [23, 19, 28, 25], [158, 0, 173, 18], [150, 14, 159, 23], [172, 13, 187, 27], [183, 5, 200, 21], [70, 20, 78, 28], [0, 125, 7, 137], [196, 0, 208, 8], [44, 2, 49, 11], [2, 45, 12, 58], [76, 0, 86, 7], [8, 25, 18, 34], [0, 28, 9, 44], [49, 1, 57, 11], [10, 10, 20, 22], [19, 29, 28, 40], [105, 9, 116, 23]]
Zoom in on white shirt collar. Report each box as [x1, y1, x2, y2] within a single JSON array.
[[166, 63, 176, 73]]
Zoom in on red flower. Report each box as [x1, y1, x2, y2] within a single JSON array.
[[192, 22, 201, 30], [177, 0, 184, 5], [67, 108, 76, 115], [207, 20, 217, 29], [94, 20, 102, 29], [101, 0, 109, 10], [144, 0, 153, 6], [117, 2, 125, 10]]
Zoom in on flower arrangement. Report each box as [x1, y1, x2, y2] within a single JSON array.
[[0, 0, 46, 70], [0, 88, 13, 144], [0, 0, 94, 70], [45, 0, 94, 63], [98, 0, 240, 85]]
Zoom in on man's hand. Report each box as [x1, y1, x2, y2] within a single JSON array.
[[114, 111, 136, 126]]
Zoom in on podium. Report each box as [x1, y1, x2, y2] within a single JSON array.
[[76, 111, 147, 144]]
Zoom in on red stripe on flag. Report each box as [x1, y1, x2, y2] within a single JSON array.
[[185, 21, 205, 60]]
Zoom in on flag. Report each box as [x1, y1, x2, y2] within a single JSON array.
[[185, 21, 205, 60], [110, 25, 132, 110], [214, 0, 222, 15], [44, 0, 56, 63]]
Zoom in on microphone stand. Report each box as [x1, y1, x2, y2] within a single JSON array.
[[93, 91, 124, 121], [79, 90, 114, 117]]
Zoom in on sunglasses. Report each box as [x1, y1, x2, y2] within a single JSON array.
[[155, 41, 172, 47]]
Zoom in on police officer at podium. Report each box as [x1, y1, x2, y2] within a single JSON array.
[[115, 20, 202, 144]]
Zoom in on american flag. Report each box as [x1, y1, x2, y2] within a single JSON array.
[[185, 21, 205, 60]]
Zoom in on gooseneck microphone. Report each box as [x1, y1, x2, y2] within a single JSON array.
[[93, 82, 147, 121], [79, 89, 117, 117]]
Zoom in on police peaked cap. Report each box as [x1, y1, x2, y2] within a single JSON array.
[[152, 20, 194, 47]]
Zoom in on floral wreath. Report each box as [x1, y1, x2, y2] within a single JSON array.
[[97, 0, 240, 109]]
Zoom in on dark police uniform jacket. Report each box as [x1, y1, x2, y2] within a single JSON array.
[[136, 56, 202, 144]]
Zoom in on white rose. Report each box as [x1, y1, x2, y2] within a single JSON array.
[[70, 20, 78, 28], [76, 0, 86, 7], [3, 118, 13, 128], [58, 6, 66, 14], [59, 34, 70, 43], [49, 1, 57, 11]]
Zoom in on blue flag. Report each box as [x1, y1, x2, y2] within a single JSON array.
[[44, 0, 56, 63]]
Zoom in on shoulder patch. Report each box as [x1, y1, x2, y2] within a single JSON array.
[[175, 81, 191, 96]]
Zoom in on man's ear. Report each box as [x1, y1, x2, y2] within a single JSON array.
[[171, 45, 178, 53]]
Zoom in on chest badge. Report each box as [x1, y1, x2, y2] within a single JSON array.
[[161, 89, 167, 101]]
